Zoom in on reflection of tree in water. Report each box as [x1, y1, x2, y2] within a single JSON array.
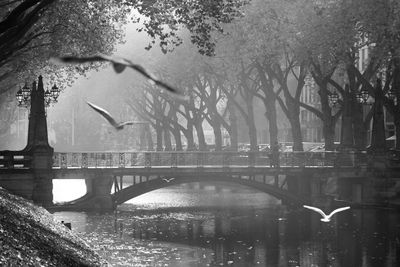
[[119, 209, 286, 266], [57, 205, 400, 266]]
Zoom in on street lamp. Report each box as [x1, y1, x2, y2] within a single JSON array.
[[355, 87, 370, 104], [16, 88, 24, 106], [21, 83, 31, 102], [16, 80, 60, 108], [386, 86, 397, 105], [328, 91, 340, 107], [50, 84, 60, 100], [355, 83, 398, 105]]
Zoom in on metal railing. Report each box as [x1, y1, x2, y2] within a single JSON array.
[[0, 151, 31, 169], [52, 151, 370, 169]]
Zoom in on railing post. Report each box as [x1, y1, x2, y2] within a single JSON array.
[[171, 152, 177, 168], [107, 153, 112, 167], [4, 152, 12, 168], [197, 152, 204, 167], [248, 151, 255, 167], [72, 153, 78, 167], [130, 153, 137, 166], [52, 153, 60, 168], [145, 152, 151, 168], [119, 153, 125, 168], [82, 153, 88, 168], [61, 153, 67, 169]]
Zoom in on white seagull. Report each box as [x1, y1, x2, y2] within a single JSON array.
[[162, 178, 175, 183], [87, 101, 147, 130], [303, 205, 350, 222]]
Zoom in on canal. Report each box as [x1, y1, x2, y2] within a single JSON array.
[[52, 180, 400, 267]]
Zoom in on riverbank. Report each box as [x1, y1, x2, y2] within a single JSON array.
[[0, 187, 107, 266]]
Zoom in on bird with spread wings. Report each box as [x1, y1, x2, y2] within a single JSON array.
[[303, 205, 350, 222], [50, 54, 181, 95], [87, 101, 148, 130]]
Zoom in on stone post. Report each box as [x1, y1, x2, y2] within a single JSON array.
[[84, 175, 114, 211]]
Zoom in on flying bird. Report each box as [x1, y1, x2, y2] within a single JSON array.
[[50, 54, 181, 94], [162, 178, 175, 183], [87, 101, 148, 130], [303, 205, 350, 222]]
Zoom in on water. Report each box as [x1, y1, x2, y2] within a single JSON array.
[[52, 181, 400, 267]]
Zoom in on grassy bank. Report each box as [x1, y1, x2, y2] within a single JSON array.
[[0, 187, 107, 266]]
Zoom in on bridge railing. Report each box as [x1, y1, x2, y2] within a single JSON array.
[[52, 151, 370, 169], [0, 151, 31, 169]]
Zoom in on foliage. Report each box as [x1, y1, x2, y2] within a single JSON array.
[[130, 0, 249, 56], [0, 0, 129, 92], [0, 187, 106, 266]]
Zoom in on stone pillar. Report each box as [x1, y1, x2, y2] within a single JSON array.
[[84, 175, 114, 211], [24, 76, 54, 206]]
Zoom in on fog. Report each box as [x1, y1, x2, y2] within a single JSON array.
[[7, 23, 194, 152]]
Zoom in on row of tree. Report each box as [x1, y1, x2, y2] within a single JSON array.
[[126, 0, 400, 152], [0, 0, 246, 137], [2, 0, 400, 152]]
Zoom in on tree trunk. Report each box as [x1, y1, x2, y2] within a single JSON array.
[[352, 102, 368, 150], [395, 117, 400, 150], [211, 120, 223, 151], [317, 80, 337, 151], [163, 127, 172, 151], [263, 98, 278, 146], [194, 120, 207, 151], [184, 123, 195, 151], [247, 98, 258, 151], [392, 58, 400, 150], [155, 122, 163, 151], [285, 95, 303, 151], [139, 126, 146, 150], [323, 122, 336, 151], [289, 115, 303, 151], [228, 104, 238, 151], [145, 124, 154, 151], [171, 127, 182, 151]]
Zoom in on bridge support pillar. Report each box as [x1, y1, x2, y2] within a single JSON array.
[[84, 175, 114, 211], [31, 149, 53, 206], [286, 174, 311, 197]]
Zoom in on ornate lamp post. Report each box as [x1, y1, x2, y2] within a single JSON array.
[[16, 81, 60, 109], [15, 76, 60, 206], [355, 87, 370, 104], [386, 87, 397, 104], [328, 90, 340, 107]]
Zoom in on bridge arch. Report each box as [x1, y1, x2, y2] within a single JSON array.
[[112, 175, 308, 207]]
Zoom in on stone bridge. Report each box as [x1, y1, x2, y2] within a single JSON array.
[[2, 149, 400, 211], [1, 76, 400, 211]]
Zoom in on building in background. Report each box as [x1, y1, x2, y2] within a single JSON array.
[[300, 76, 323, 143]]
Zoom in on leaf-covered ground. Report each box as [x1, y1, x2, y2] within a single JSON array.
[[0, 187, 107, 266]]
